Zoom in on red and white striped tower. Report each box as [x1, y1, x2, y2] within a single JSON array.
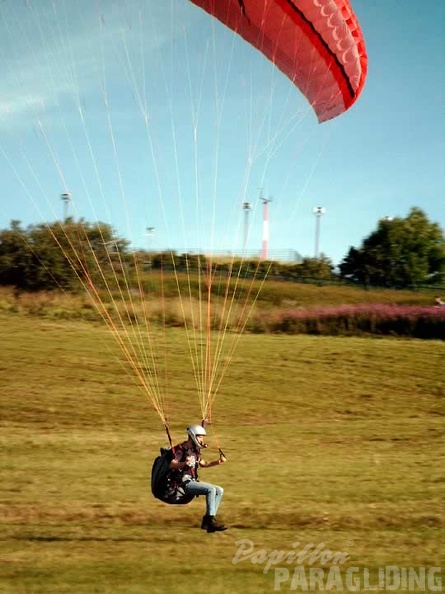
[[261, 195, 272, 260]]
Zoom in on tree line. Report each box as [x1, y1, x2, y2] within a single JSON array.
[[1, 207, 444, 292]]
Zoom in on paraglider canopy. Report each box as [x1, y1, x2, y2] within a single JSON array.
[[0, 0, 369, 441], [190, 0, 367, 122]]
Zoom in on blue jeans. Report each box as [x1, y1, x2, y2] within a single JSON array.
[[185, 480, 224, 516]]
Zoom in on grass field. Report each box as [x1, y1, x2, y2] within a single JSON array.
[[1, 310, 444, 593]]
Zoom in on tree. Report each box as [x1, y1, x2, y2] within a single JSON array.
[[295, 255, 335, 280], [339, 208, 445, 288], [0, 219, 128, 291], [0, 220, 32, 287]]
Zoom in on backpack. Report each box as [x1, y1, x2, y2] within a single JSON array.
[[151, 447, 195, 505]]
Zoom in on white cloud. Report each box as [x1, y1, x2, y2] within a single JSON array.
[[0, 0, 195, 129]]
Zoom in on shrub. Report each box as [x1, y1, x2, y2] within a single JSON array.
[[267, 304, 445, 339]]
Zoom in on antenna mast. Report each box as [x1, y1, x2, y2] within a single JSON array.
[[61, 192, 72, 221], [260, 191, 272, 260], [242, 202, 251, 254]]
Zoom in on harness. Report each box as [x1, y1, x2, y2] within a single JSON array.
[[152, 442, 199, 505]]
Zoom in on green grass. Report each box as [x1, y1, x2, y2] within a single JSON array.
[[1, 311, 444, 593], [0, 278, 440, 317]]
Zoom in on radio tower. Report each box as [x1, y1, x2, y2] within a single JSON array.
[[61, 192, 72, 221], [242, 202, 251, 254], [313, 206, 326, 258], [261, 191, 272, 260]]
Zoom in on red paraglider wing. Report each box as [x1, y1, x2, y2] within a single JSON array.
[[189, 0, 367, 122]]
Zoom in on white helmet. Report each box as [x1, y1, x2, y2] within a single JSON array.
[[187, 424, 206, 449]]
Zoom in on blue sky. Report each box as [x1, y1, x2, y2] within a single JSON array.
[[0, 1, 444, 266]]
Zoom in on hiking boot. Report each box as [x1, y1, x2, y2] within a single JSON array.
[[206, 516, 227, 533], [201, 515, 210, 530]]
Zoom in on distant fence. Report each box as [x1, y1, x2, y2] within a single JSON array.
[[172, 248, 303, 263]]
